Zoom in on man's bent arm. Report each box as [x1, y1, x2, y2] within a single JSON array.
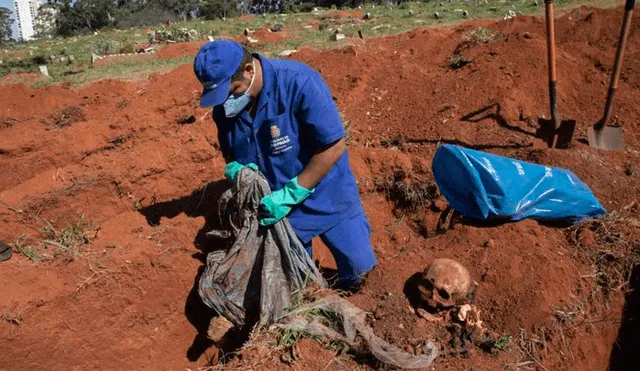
[[297, 138, 346, 189]]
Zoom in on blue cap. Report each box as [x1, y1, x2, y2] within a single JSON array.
[[193, 40, 244, 108]]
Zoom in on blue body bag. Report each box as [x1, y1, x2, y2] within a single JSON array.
[[432, 144, 605, 222]]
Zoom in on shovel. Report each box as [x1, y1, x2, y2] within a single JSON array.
[[587, 0, 635, 151], [535, 0, 576, 149]]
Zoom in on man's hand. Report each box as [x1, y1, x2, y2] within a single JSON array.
[[258, 137, 345, 226], [259, 177, 313, 226], [224, 161, 258, 181]]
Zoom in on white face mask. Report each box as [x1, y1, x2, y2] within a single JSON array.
[[223, 61, 256, 118]]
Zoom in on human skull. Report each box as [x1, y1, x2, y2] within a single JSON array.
[[417, 258, 472, 310]]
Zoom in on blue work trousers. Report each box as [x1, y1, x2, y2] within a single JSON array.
[[303, 212, 377, 289]]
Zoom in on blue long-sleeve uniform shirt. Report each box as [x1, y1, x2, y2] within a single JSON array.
[[213, 54, 364, 243]]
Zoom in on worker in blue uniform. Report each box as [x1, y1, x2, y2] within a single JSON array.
[[193, 40, 377, 291]]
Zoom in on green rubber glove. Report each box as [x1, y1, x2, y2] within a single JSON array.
[[224, 161, 258, 181], [259, 177, 314, 226]]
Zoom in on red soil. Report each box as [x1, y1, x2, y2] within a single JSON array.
[[1, 6, 639, 371], [156, 41, 207, 59], [252, 26, 290, 44], [328, 10, 365, 20]]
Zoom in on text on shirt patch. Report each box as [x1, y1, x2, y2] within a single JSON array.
[[269, 125, 292, 154]]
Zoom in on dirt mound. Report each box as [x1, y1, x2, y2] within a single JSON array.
[[157, 41, 207, 59], [0, 84, 81, 121], [557, 6, 640, 47], [252, 26, 290, 44], [1, 6, 640, 371]]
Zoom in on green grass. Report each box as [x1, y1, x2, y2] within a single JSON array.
[[12, 234, 43, 262], [9, 226, 84, 263], [494, 334, 512, 350], [39, 214, 97, 259], [0, 0, 622, 87], [32, 55, 194, 87], [480, 333, 512, 352]]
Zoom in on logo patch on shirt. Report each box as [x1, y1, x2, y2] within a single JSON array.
[[269, 124, 291, 155], [270, 125, 281, 138]]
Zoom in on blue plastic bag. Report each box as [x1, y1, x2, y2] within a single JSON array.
[[432, 144, 605, 221]]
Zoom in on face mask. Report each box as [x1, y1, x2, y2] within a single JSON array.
[[224, 61, 256, 118]]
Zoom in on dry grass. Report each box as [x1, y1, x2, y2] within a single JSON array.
[[1, 311, 22, 326], [76, 260, 127, 292], [199, 287, 352, 370], [44, 106, 86, 129], [568, 202, 640, 301], [375, 169, 438, 211], [11, 214, 98, 262], [516, 327, 552, 371], [462, 27, 501, 44], [40, 214, 98, 259], [12, 234, 42, 262]]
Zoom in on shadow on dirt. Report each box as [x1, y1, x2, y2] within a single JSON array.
[[460, 216, 574, 229], [405, 137, 532, 151], [138, 179, 231, 259], [435, 207, 575, 232], [403, 272, 429, 312], [402, 102, 537, 151], [461, 102, 536, 137], [375, 103, 535, 151], [138, 179, 240, 363], [608, 264, 640, 371]]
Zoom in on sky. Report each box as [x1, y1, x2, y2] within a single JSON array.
[[1, 0, 25, 40]]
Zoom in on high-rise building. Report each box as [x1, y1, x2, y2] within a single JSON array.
[[13, 0, 41, 41]]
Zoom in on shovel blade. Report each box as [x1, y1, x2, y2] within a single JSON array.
[[535, 118, 576, 149], [587, 125, 624, 151]]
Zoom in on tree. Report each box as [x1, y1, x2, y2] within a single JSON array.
[[116, 3, 178, 28], [153, 0, 200, 21], [55, 0, 116, 36], [71, 0, 115, 31], [0, 7, 14, 44], [34, 3, 59, 39], [199, 0, 239, 20]]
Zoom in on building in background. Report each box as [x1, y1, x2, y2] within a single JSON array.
[[13, 0, 41, 41]]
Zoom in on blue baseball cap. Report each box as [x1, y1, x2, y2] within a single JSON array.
[[193, 40, 245, 108]]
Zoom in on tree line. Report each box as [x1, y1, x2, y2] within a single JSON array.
[[0, 0, 372, 42]]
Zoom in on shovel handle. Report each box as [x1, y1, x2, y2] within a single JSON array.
[[598, 0, 635, 129], [545, 0, 559, 128]]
